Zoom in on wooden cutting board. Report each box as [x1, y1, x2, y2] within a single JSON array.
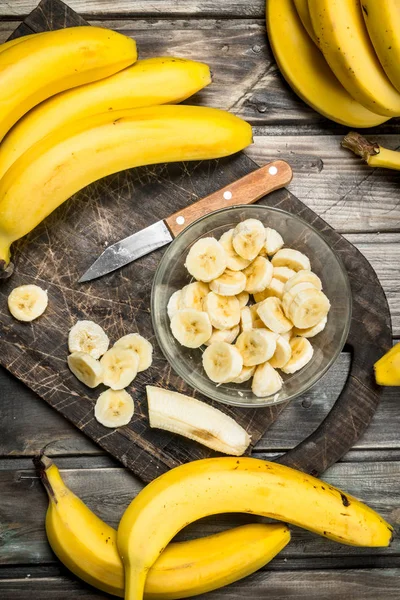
[[0, 0, 392, 483]]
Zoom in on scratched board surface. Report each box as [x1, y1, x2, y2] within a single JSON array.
[[0, 0, 391, 483]]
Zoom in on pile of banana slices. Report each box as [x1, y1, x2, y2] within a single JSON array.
[[168, 218, 331, 398]]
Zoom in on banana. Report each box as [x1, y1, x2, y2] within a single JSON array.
[[281, 336, 314, 374], [205, 325, 240, 346], [210, 269, 247, 296], [0, 57, 211, 179], [271, 248, 311, 272], [293, 315, 327, 338], [202, 341, 244, 383], [0, 106, 252, 275], [232, 219, 266, 261], [266, 0, 388, 128], [293, 0, 319, 45], [114, 333, 153, 372], [252, 362, 283, 397], [244, 256, 274, 294], [288, 288, 331, 329], [237, 290, 250, 308], [273, 266, 296, 283], [36, 456, 290, 600], [117, 457, 393, 600], [308, 0, 400, 117], [282, 282, 315, 317], [240, 306, 254, 332], [281, 330, 293, 343], [264, 227, 284, 255], [269, 335, 292, 369], [147, 386, 250, 454], [249, 303, 266, 329], [361, 0, 400, 93], [67, 352, 103, 388], [231, 365, 256, 384], [0, 33, 44, 55], [185, 237, 227, 282], [257, 297, 293, 334], [236, 329, 277, 366], [68, 320, 109, 359], [180, 281, 209, 311], [170, 309, 212, 348], [342, 131, 400, 170], [0, 27, 137, 142], [284, 269, 322, 292], [94, 389, 134, 428], [254, 278, 285, 302], [203, 292, 241, 330], [374, 343, 400, 386], [7, 284, 48, 321], [167, 290, 183, 320], [100, 347, 139, 390], [219, 229, 251, 271]]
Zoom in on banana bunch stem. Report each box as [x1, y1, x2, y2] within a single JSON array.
[[342, 132, 400, 170]]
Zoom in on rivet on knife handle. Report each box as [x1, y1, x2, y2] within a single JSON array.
[[165, 160, 293, 237]]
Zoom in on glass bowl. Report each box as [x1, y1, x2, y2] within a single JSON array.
[[151, 205, 352, 408]]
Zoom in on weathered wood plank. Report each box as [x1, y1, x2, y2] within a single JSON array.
[[0, 461, 399, 567]]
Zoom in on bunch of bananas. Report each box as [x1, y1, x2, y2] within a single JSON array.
[[36, 455, 393, 599], [0, 27, 252, 277]]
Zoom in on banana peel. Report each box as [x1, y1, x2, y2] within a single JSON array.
[[374, 343, 400, 386]]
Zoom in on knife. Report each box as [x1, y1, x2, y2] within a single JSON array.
[[79, 160, 293, 283]]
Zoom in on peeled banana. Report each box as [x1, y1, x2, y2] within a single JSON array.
[[117, 457, 393, 600], [0, 105, 252, 275], [36, 455, 291, 599], [266, 0, 388, 127], [0, 27, 137, 142], [342, 131, 400, 170], [0, 57, 211, 180]]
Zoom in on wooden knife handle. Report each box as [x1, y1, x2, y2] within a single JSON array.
[[165, 160, 293, 237]]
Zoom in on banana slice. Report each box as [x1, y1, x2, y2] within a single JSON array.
[[209, 269, 246, 296], [185, 237, 226, 282], [230, 364, 256, 384], [219, 229, 251, 271], [68, 320, 109, 359], [271, 248, 311, 272], [237, 291, 250, 308], [236, 329, 277, 367], [8, 284, 48, 322], [252, 362, 283, 398], [254, 278, 284, 303], [100, 347, 139, 390], [170, 309, 212, 348], [67, 352, 103, 388], [114, 333, 153, 372], [281, 336, 314, 374], [293, 315, 328, 338], [204, 325, 240, 346], [269, 335, 292, 369], [281, 330, 293, 342], [167, 290, 182, 320], [180, 281, 209, 311], [282, 282, 315, 317], [202, 341, 243, 383], [273, 266, 297, 283], [203, 292, 240, 330], [94, 389, 134, 428], [284, 270, 322, 293], [257, 297, 293, 334], [240, 307, 253, 332], [265, 227, 284, 255], [232, 219, 266, 261], [243, 256, 274, 294], [249, 303, 266, 329], [289, 288, 331, 329]]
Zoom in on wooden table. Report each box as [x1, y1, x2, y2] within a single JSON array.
[[0, 1, 399, 598]]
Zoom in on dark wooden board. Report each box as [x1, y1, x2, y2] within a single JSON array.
[[0, 0, 392, 483]]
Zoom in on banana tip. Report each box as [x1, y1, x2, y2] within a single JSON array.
[[0, 259, 14, 279]]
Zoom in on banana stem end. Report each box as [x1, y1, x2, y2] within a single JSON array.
[[342, 131, 380, 164], [33, 455, 57, 502]]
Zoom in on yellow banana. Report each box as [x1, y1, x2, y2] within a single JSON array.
[[293, 0, 318, 45], [0, 32, 43, 54], [308, 0, 400, 117], [0, 26, 137, 141], [266, 0, 387, 128], [36, 456, 290, 599], [361, 0, 400, 93], [0, 57, 211, 179], [0, 105, 252, 276], [374, 343, 400, 385], [342, 131, 400, 170], [117, 457, 393, 600]]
